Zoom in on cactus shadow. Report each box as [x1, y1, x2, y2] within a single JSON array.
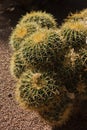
[[52, 100, 87, 130]]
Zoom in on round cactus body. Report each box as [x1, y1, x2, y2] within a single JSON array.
[[61, 21, 87, 51], [21, 29, 65, 70], [10, 51, 28, 79], [20, 11, 57, 29], [15, 70, 62, 110], [9, 22, 40, 51]]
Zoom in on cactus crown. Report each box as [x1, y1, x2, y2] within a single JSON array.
[[62, 21, 87, 32], [9, 22, 40, 50], [20, 11, 57, 29], [31, 73, 46, 90], [15, 26, 27, 38], [67, 9, 87, 22], [30, 30, 46, 43]]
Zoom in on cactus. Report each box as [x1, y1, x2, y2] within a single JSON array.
[[20, 11, 57, 29], [21, 29, 65, 70], [15, 70, 62, 110], [9, 22, 40, 51], [61, 21, 87, 51]]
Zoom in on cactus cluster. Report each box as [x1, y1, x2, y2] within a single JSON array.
[[9, 10, 87, 127]]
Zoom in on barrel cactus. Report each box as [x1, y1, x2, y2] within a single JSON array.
[[19, 11, 57, 29], [15, 70, 61, 110], [21, 29, 65, 70], [61, 21, 87, 51], [9, 22, 40, 51]]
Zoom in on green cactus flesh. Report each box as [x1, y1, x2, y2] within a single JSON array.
[[20, 11, 57, 29], [21, 29, 65, 70], [10, 51, 27, 78], [9, 22, 40, 51], [15, 70, 62, 110], [61, 21, 87, 51]]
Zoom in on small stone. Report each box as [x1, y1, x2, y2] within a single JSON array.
[[8, 93, 12, 98]]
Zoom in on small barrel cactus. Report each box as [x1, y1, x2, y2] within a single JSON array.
[[21, 29, 65, 70], [15, 70, 61, 110], [61, 21, 87, 51], [9, 22, 40, 51], [19, 11, 57, 29]]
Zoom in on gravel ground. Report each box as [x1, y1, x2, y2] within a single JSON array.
[[0, 1, 87, 130]]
